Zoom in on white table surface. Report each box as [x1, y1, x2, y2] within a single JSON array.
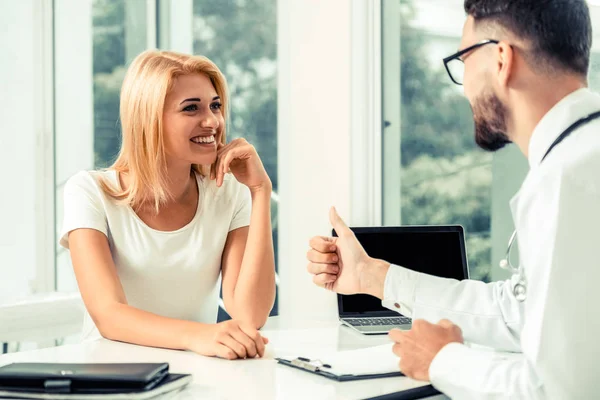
[[0, 317, 447, 400]]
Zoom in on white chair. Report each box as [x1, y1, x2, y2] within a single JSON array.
[[0, 292, 84, 353]]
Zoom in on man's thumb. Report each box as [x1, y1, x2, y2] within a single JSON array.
[[329, 207, 351, 236]]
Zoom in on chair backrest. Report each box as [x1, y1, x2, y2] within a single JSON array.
[[0, 292, 84, 349]]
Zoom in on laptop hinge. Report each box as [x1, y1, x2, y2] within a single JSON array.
[[44, 379, 72, 393]]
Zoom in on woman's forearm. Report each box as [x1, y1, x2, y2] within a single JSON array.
[[95, 302, 204, 350], [230, 187, 276, 327]]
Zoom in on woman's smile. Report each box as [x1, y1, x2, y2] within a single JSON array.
[[190, 134, 216, 148]]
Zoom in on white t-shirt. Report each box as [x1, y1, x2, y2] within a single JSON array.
[[59, 169, 252, 341]]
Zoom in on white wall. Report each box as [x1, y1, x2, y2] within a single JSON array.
[[0, 0, 50, 303], [277, 0, 352, 322], [278, 0, 381, 322]]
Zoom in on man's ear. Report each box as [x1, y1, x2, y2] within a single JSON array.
[[496, 41, 514, 89]]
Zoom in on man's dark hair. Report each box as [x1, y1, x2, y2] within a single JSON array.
[[464, 0, 592, 76]]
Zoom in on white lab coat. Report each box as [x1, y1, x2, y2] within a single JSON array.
[[382, 88, 600, 399]]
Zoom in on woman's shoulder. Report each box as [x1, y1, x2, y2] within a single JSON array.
[[64, 169, 117, 197]]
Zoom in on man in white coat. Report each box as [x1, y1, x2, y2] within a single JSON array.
[[307, 0, 600, 398]]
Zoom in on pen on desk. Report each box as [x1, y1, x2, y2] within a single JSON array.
[[294, 357, 332, 369]]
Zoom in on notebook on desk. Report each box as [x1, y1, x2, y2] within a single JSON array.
[[0, 362, 192, 399]]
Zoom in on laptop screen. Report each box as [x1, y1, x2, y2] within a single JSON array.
[[336, 226, 469, 317]]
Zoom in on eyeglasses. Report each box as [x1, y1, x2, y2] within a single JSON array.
[[443, 39, 499, 85]]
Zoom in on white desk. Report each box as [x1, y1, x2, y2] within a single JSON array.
[[0, 317, 448, 400]]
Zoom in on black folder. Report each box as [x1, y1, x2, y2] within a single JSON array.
[[0, 362, 191, 399]]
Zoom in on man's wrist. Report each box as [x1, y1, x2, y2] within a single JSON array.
[[359, 258, 390, 299]]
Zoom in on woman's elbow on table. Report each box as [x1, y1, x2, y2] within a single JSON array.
[[88, 302, 127, 341]]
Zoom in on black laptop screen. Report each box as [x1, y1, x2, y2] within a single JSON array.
[[337, 227, 468, 316]]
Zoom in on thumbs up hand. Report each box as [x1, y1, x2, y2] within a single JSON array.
[[306, 207, 390, 298]]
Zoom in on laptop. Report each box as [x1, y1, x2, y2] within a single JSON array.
[[334, 225, 469, 335]]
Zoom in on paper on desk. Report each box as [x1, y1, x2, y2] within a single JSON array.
[[263, 328, 341, 357], [287, 343, 401, 376]]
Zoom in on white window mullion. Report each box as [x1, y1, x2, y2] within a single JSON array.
[[146, 0, 158, 49], [381, 0, 402, 226], [157, 0, 193, 53], [350, 0, 382, 227], [33, 0, 57, 294]]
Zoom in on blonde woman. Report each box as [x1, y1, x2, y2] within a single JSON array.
[[59, 50, 276, 360]]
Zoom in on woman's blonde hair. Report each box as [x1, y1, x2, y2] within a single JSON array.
[[99, 50, 229, 211]]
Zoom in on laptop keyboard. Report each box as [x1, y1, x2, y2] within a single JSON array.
[[346, 317, 412, 327]]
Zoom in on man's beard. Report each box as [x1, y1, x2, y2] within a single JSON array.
[[472, 90, 512, 152]]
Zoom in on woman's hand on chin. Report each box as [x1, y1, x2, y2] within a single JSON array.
[[210, 138, 272, 193]]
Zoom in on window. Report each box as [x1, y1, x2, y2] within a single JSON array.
[[1, 0, 281, 352], [382, 0, 600, 282], [382, 0, 492, 281]]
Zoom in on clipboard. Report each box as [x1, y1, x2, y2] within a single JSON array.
[[275, 343, 408, 382], [275, 356, 404, 382]]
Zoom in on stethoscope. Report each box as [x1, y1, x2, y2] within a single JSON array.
[[499, 230, 526, 302], [496, 110, 600, 302]]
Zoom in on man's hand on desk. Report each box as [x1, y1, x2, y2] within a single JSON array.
[[306, 207, 390, 298], [389, 319, 464, 381], [184, 320, 269, 360]]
